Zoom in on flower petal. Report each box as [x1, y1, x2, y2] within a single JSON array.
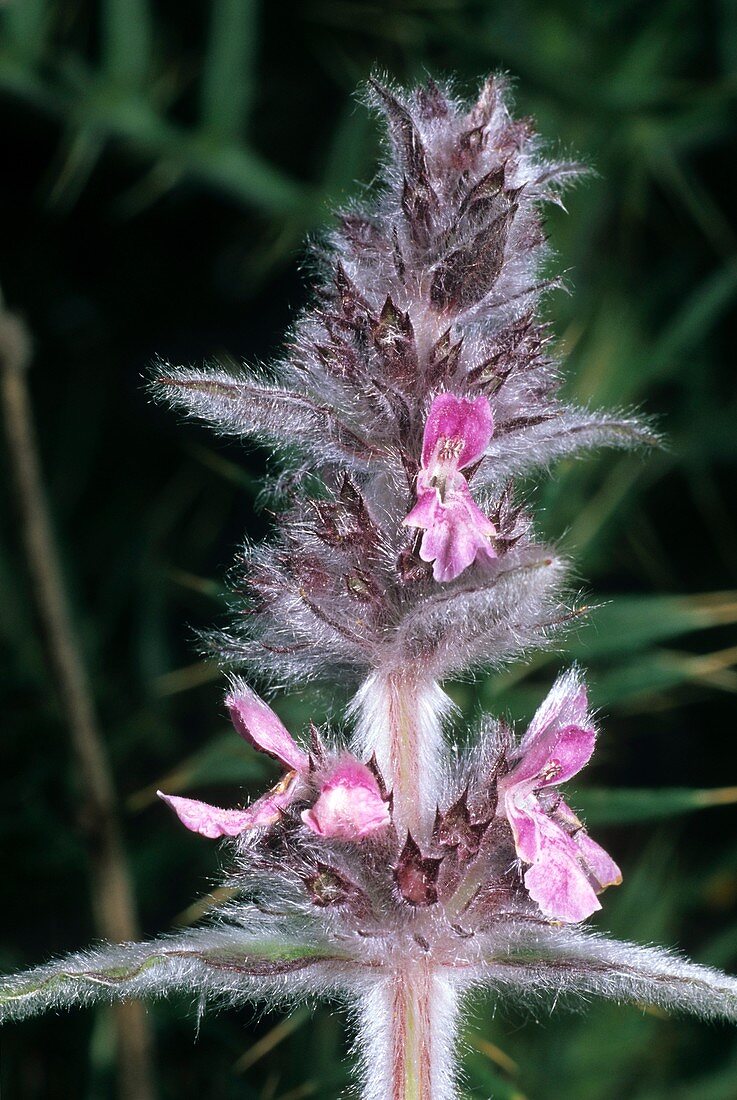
[[421, 393, 494, 469], [574, 830, 623, 891], [301, 758, 390, 840], [524, 830, 602, 923], [158, 772, 298, 839], [157, 791, 263, 839], [403, 488, 443, 531], [519, 670, 589, 756], [501, 792, 543, 864], [226, 683, 309, 773], [509, 722, 596, 789], [416, 488, 497, 583], [510, 671, 594, 785]]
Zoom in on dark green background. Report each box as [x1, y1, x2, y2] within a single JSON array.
[[1, 1, 736, 1096]]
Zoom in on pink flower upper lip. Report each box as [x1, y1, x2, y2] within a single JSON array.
[[496, 670, 622, 924], [403, 393, 497, 583], [159, 684, 390, 842]]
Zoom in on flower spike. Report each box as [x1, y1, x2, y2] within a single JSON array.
[[4, 75, 727, 1100]]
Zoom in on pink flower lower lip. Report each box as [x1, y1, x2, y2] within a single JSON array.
[[157, 771, 298, 839], [403, 392, 497, 582]]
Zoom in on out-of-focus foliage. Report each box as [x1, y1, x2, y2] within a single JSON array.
[[0, 1, 735, 1097]]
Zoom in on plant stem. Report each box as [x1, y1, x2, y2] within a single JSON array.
[[351, 668, 450, 840], [358, 962, 460, 1100], [391, 962, 434, 1099], [0, 297, 157, 1100]]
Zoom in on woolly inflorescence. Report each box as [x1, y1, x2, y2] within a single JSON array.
[[3, 76, 734, 1100], [152, 74, 653, 687]]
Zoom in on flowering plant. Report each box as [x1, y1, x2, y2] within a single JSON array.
[[2, 75, 735, 1099]]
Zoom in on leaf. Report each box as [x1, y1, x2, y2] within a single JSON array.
[[101, 0, 153, 91], [0, 927, 350, 1023], [482, 926, 737, 1025], [152, 366, 383, 460], [127, 732, 275, 810], [200, 0, 257, 140], [567, 592, 737, 660], [575, 785, 737, 827]]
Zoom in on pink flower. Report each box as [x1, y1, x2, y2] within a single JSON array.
[[301, 758, 391, 839], [403, 393, 496, 582], [496, 671, 622, 923], [159, 685, 389, 842]]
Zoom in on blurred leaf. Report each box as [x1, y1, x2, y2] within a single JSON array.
[[567, 592, 737, 660], [321, 94, 377, 202], [200, 0, 257, 140], [1, 0, 49, 64], [495, 645, 737, 719], [462, 1049, 527, 1100], [647, 261, 737, 387], [45, 125, 104, 211], [234, 1008, 311, 1073], [101, 0, 153, 91], [128, 732, 274, 810], [576, 785, 737, 826], [479, 592, 737, 719], [152, 659, 222, 696]]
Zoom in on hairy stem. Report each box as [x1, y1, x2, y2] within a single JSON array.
[[0, 297, 157, 1100], [358, 964, 460, 1100], [391, 964, 434, 1100], [351, 668, 450, 839]]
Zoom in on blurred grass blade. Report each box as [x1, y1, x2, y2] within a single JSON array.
[[152, 658, 221, 696], [586, 647, 737, 708], [321, 95, 376, 201], [648, 260, 737, 385], [2, 0, 49, 63], [234, 1007, 311, 1073], [568, 591, 737, 659], [102, 0, 153, 90], [462, 1050, 527, 1100], [174, 886, 238, 927], [467, 1035, 518, 1076], [128, 732, 274, 810], [480, 592, 737, 718], [46, 125, 104, 211], [577, 784, 737, 826], [201, 0, 257, 139]]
